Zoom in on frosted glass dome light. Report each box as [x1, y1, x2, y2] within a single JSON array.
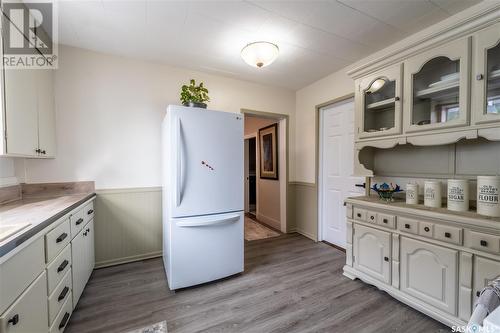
[[241, 41, 279, 68]]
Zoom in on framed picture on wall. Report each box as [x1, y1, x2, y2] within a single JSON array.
[[259, 123, 278, 180]]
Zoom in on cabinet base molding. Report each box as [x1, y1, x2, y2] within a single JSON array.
[[343, 265, 466, 328], [95, 251, 162, 269]]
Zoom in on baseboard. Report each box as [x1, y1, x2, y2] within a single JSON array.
[[95, 251, 162, 269], [256, 213, 280, 230], [296, 228, 317, 241]]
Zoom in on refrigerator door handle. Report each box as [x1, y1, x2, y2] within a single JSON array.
[[176, 214, 240, 227], [175, 117, 185, 207]]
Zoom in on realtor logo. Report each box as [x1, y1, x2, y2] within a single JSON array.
[[1, 1, 58, 68]]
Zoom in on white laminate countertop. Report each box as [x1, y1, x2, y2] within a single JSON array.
[[0, 193, 96, 258]]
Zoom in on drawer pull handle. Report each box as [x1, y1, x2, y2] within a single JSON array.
[[480, 240, 488, 247], [424, 227, 430, 232], [58, 286, 69, 302], [384, 256, 389, 262], [357, 213, 362, 218], [405, 224, 410, 229], [56, 233, 68, 243], [57, 259, 69, 273], [8, 314, 19, 325], [444, 232, 451, 238], [75, 218, 84, 226], [383, 219, 388, 224], [59, 312, 70, 330], [87, 209, 94, 215]]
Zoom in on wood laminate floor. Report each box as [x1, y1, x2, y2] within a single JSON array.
[[66, 233, 451, 333]]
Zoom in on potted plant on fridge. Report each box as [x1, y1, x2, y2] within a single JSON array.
[[180, 79, 210, 108]]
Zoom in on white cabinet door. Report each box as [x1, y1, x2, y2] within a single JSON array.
[[404, 37, 470, 133], [473, 256, 500, 304], [71, 228, 87, 308], [86, 220, 95, 280], [472, 22, 500, 125], [3, 69, 38, 156], [37, 69, 56, 157], [400, 237, 458, 315], [0, 272, 48, 333], [353, 224, 391, 284]]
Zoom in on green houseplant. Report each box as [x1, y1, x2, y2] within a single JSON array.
[[180, 79, 210, 108]]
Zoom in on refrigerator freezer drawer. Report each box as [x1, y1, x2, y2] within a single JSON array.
[[166, 211, 244, 290]]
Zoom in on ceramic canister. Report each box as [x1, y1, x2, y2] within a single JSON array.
[[447, 179, 469, 212], [477, 176, 500, 217], [406, 183, 419, 205], [424, 180, 442, 208]]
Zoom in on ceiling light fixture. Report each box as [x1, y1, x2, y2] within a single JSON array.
[[241, 41, 279, 68]]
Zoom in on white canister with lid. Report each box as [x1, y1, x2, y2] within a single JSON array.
[[406, 183, 419, 205], [477, 176, 500, 217], [447, 179, 469, 212], [424, 180, 442, 208]]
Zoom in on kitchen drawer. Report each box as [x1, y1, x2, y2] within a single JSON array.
[[47, 244, 71, 295], [0, 272, 48, 333], [0, 237, 45, 315], [465, 230, 500, 254], [46, 218, 71, 263], [49, 292, 72, 333], [376, 213, 396, 229], [434, 224, 462, 245], [83, 201, 94, 224], [69, 208, 85, 240], [419, 221, 434, 238], [48, 269, 72, 325], [398, 217, 419, 234], [353, 208, 367, 221], [366, 211, 377, 224]]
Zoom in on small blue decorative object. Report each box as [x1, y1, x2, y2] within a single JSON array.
[[371, 183, 403, 202]]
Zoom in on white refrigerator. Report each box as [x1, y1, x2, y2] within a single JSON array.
[[162, 105, 244, 290]]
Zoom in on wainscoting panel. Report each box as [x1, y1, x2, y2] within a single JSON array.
[[290, 182, 318, 241], [94, 187, 162, 268]]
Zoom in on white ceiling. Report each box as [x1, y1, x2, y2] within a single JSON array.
[[57, 0, 480, 90]]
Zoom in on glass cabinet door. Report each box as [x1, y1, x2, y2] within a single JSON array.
[[356, 64, 402, 139], [404, 38, 470, 133], [473, 22, 500, 125]]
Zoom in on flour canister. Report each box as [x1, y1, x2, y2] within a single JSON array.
[[424, 180, 442, 208], [477, 176, 500, 217], [447, 179, 469, 212], [406, 183, 419, 205]]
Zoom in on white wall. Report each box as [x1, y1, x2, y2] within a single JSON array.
[[20, 46, 295, 189]]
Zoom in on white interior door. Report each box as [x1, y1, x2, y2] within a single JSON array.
[[244, 138, 249, 212], [169, 106, 244, 218], [319, 98, 364, 247]]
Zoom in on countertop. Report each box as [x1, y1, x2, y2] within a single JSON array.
[[345, 195, 500, 231], [0, 193, 96, 258]]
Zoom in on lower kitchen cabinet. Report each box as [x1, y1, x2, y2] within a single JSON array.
[[0, 272, 48, 333], [353, 224, 391, 284], [72, 219, 95, 308], [400, 237, 458, 315], [473, 256, 500, 304]]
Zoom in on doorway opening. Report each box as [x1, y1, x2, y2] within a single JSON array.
[[242, 111, 288, 241]]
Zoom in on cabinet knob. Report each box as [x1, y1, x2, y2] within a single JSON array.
[[357, 213, 362, 218], [383, 219, 388, 224], [8, 314, 19, 325], [56, 232, 68, 243], [384, 256, 389, 262], [57, 259, 69, 273], [424, 227, 430, 232], [476, 74, 484, 80], [405, 223, 410, 229], [41, 150, 46, 155], [86, 228, 90, 233], [394, 96, 400, 101], [477, 291, 481, 297], [480, 240, 488, 247], [370, 215, 375, 220], [35, 148, 41, 153], [83, 231, 88, 236], [444, 232, 451, 238]]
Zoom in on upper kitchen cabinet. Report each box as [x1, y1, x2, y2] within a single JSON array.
[[355, 64, 402, 140], [472, 22, 500, 126], [404, 38, 470, 134]]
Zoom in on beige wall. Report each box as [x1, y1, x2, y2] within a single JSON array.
[[244, 116, 281, 229]]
